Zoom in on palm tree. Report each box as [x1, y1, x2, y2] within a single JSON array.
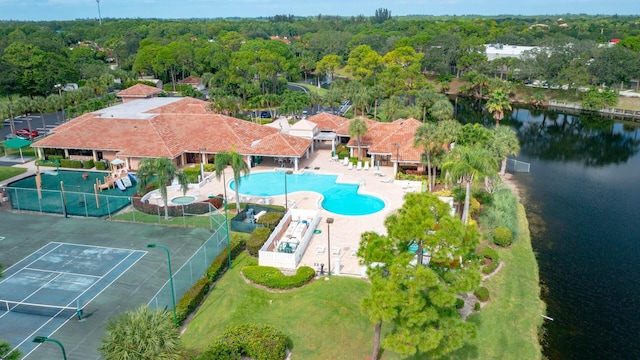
[[136, 157, 188, 221], [99, 305, 183, 360], [380, 96, 403, 122], [415, 88, 438, 122], [491, 126, 521, 176], [0, 341, 21, 360], [429, 96, 454, 121], [414, 122, 438, 192], [442, 145, 497, 225], [215, 149, 250, 211], [370, 85, 385, 121], [33, 96, 48, 136], [349, 118, 368, 161], [486, 89, 512, 126]]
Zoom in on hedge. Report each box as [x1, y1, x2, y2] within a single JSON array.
[[95, 161, 107, 170], [83, 159, 95, 169], [202, 324, 287, 360], [132, 197, 213, 216], [242, 266, 315, 290], [247, 227, 272, 256], [205, 237, 246, 283], [59, 159, 82, 168], [175, 237, 246, 325], [256, 212, 283, 230], [474, 286, 490, 302], [479, 246, 501, 275]]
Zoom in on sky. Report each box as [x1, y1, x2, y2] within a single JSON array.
[[1, 0, 639, 21]]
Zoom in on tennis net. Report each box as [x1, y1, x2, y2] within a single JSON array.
[[0, 300, 80, 318]]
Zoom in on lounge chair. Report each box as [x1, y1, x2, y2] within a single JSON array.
[[316, 246, 326, 254], [363, 161, 370, 170], [380, 177, 393, 183], [347, 162, 353, 170], [356, 161, 362, 170], [332, 247, 341, 255], [342, 157, 349, 166]]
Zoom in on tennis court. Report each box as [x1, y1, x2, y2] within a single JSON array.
[[0, 242, 146, 357], [0, 212, 215, 359]]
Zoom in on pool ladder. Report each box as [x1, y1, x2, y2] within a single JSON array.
[[358, 178, 366, 186]]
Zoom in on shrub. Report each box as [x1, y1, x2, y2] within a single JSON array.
[[182, 166, 201, 183], [95, 160, 107, 170], [175, 277, 209, 324], [474, 286, 490, 302], [474, 302, 481, 311], [256, 212, 283, 230], [59, 159, 83, 168], [83, 159, 95, 169], [469, 197, 481, 216], [473, 190, 493, 205], [205, 238, 246, 282], [202, 324, 287, 360], [242, 266, 315, 289], [204, 163, 216, 172], [455, 298, 465, 309], [432, 189, 453, 197], [479, 188, 519, 239], [48, 155, 64, 162], [482, 262, 499, 275], [247, 227, 271, 256], [493, 226, 513, 247], [478, 246, 499, 262]]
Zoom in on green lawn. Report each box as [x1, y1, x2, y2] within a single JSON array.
[[292, 82, 328, 97], [181, 253, 391, 360], [0, 166, 27, 182], [451, 204, 545, 359]]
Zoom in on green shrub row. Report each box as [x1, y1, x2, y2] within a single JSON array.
[[201, 324, 288, 360], [95, 161, 107, 170], [175, 237, 246, 325], [204, 237, 246, 283], [83, 159, 94, 169], [164, 83, 192, 92], [247, 227, 272, 256], [59, 159, 83, 168], [474, 286, 490, 302], [256, 212, 284, 230], [242, 265, 315, 290]]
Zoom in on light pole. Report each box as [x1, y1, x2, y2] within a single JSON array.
[[199, 147, 207, 182], [209, 195, 232, 270], [284, 170, 293, 212], [33, 336, 67, 360], [392, 142, 400, 176], [326, 217, 334, 275], [146, 243, 177, 326]]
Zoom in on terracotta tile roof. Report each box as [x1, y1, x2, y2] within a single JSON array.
[[307, 113, 350, 132], [348, 118, 424, 163], [177, 76, 202, 85], [33, 97, 312, 159], [116, 84, 162, 98]]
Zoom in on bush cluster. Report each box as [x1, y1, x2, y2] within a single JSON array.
[[95, 160, 107, 170], [493, 226, 513, 247], [256, 212, 283, 230], [479, 246, 500, 274], [182, 166, 201, 183], [474, 286, 490, 302], [175, 238, 246, 325], [479, 188, 519, 242], [455, 298, 465, 309], [59, 159, 83, 168], [201, 324, 287, 360], [132, 197, 213, 216], [83, 159, 94, 169], [247, 227, 272, 256], [242, 266, 315, 289]]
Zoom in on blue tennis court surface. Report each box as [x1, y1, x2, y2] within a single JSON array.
[[0, 242, 146, 357]]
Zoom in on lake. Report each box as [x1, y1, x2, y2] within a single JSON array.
[[458, 100, 640, 359]]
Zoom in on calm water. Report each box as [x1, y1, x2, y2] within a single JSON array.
[[480, 105, 640, 359], [230, 171, 385, 216]]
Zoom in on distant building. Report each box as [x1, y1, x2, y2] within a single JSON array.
[[484, 44, 539, 61]]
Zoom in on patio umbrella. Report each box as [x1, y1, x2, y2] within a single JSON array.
[[110, 158, 125, 171], [4, 137, 32, 163]]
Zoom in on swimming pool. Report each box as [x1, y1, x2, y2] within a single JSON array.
[[230, 171, 385, 216]]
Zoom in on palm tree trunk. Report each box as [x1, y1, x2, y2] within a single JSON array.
[[427, 152, 432, 192], [163, 198, 169, 220], [372, 321, 382, 360], [462, 179, 471, 225], [500, 158, 507, 176]]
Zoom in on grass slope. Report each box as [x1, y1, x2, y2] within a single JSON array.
[[452, 204, 545, 359], [181, 254, 387, 360], [0, 166, 27, 182]]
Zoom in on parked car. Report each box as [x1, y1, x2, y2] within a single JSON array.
[[260, 111, 272, 118], [15, 129, 39, 139], [4, 133, 16, 140]]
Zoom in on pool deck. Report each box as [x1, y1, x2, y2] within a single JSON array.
[[3, 148, 419, 278]]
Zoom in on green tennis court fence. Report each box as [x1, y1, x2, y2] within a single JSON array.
[[148, 220, 229, 313]]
